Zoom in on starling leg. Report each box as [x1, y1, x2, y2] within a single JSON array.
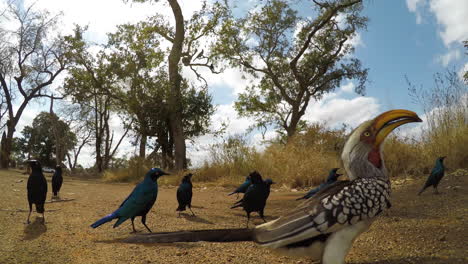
[[42, 212, 46, 224], [131, 217, 137, 233], [141, 215, 152, 233], [260, 210, 267, 223], [26, 204, 32, 224], [246, 212, 251, 228], [189, 206, 196, 216], [434, 187, 439, 195]]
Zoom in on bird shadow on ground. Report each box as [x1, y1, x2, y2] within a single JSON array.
[[232, 212, 278, 221], [95, 237, 200, 249], [0, 208, 60, 212], [23, 217, 47, 240], [46, 198, 76, 203], [351, 256, 467, 264], [179, 213, 214, 225]]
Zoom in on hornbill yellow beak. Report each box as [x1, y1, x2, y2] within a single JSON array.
[[372, 109, 422, 148]]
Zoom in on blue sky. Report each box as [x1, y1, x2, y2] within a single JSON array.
[[3, 0, 467, 167], [358, 0, 452, 111]]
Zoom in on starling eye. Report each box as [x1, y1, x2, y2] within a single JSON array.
[[364, 131, 370, 137]]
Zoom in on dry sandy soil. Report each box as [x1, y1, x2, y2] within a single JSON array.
[[0, 169, 466, 264]]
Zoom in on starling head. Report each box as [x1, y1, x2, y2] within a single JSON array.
[[342, 109, 422, 180], [27, 160, 42, 172], [249, 171, 263, 184], [326, 168, 341, 182], [182, 173, 193, 183], [264, 178, 275, 186], [148, 168, 170, 181]]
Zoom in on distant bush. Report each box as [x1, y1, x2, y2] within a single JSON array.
[[102, 157, 153, 183], [102, 156, 190, 186], [403, 70, 468, 172], [196, 124, 345, 188]]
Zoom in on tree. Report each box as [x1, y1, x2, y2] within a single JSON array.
[[214, 0, 368, 139], [64, 27, 130, 172], [13, 112, 76, 167], [59, 103, 94, 171], [130, 0, 227, 170], [0, 1, 69, 168], [107, 22, 214, 168], [106, 22, 166, 160]]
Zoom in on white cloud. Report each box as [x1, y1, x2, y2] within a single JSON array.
[[14, 106, 42, 134], [21, 0, 206, 45], [406, 0, 426, 24], [21, 0, 156, 44], [429, 0, 468, 48], [251, 130, 278, 152], [341, 81, 355, 93], [406, 0, 468, 67], [186, 103, 256, 167], [304, 94, 381, 128], [438, 49, 461, 67], [347, 32, 363, 48], [210, 103, 255, 135]]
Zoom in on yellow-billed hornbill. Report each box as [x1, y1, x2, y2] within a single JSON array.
[[123, 109, 422, 264]]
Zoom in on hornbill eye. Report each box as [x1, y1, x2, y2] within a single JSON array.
[[363, 131, 370, 137]]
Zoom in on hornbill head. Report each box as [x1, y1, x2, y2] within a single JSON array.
[[342, 109, 422, 180]]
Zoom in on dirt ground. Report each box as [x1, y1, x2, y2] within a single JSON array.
[[0, 169, 466, 264]]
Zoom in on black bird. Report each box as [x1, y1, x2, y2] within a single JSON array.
[[228, 175, 251, 198], [51, 165, 63, 199], [176, 173, 195, 216], [263, 178, 275, 199], [231, 171, 274, 226], [296, 168, 342, 200], [418, 156, 446, 195], [91, 168, 170, 233], [121, 109, 422, 264], [26, 160, 48, 224]]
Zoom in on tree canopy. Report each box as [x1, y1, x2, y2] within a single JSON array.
[[13, 112, 76, 167], [213, 0, 368, 138], [0, 1, 71, 168]]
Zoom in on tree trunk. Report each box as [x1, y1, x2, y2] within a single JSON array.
[[139, 134, 147, 159], [0, 131, 8, 168], [285, 108, 301, 139], [1, 122, 16, 168], [167, 0, 187, 171]]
